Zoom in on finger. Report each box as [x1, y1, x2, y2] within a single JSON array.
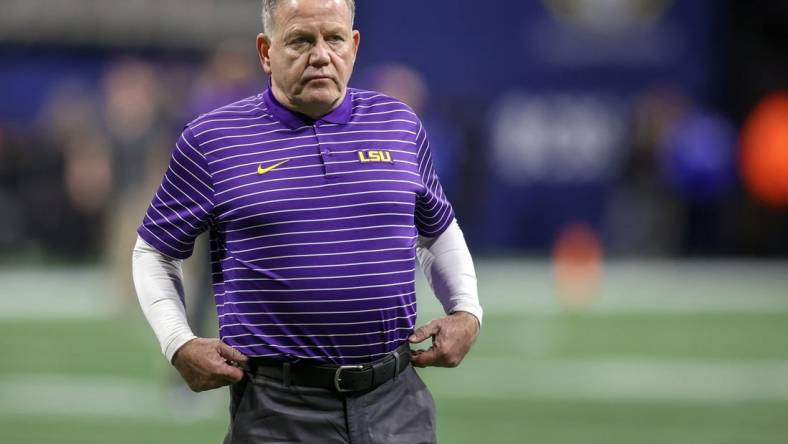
[[219, 364, 245, 383], [409, 320, 441, 343], [218, 342, 248, 363], [410, 347, 439, 368]]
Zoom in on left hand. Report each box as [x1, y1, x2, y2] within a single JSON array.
[[408, 311, 480, 368]]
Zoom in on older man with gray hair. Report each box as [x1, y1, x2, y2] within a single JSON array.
[[132, 0, 482, 442]]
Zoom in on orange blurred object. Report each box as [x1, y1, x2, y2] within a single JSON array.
[[740, 91, 788, 207], [552, 223, 603, 310]]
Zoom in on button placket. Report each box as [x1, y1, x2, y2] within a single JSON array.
[[315, 121, 340, 177]]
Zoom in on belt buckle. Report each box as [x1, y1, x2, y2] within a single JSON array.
[[333, 365, 364, 392]]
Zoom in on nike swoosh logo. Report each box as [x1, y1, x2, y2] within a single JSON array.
[[257, 159, 289, 175]]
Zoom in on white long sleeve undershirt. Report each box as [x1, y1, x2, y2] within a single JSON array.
[[132, 218, 481, 363], [415, 219, 482, 325], [131, 241, 196, 363]]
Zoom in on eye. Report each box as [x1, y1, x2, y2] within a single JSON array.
[[287, 36, 310, 47], [327, 34, 345, 43]]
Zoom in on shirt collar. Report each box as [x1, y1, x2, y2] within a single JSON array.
[[263, 81, 352, 129]]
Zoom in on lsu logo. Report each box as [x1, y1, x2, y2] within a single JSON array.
[[357, 150, 393, 163]]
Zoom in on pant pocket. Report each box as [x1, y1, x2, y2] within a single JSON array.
[[225, 373, 253, 444]]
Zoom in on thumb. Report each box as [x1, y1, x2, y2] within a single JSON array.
[[218, 342, 248, 363], [409, 320, 440, 343]]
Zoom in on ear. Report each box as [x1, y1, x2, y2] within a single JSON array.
[[351, 30, 360, 57], [256, 33, 273, 75]]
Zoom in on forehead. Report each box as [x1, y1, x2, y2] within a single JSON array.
[[273, 0, 351, 33]]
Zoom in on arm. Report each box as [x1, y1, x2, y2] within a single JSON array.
[[132, 236, 247, 391], [409, 218, 482, 367], [131, 236, 195, 362]]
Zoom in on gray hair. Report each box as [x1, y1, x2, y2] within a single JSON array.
[[261, 0, 356, 34]]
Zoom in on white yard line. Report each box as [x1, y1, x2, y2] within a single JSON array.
[[422, 357, 788, 402], [0, 374, 226, 422], [3, 358, 788, 421], [0, 268, 117, 320]]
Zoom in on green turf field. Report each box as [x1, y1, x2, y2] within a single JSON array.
[[1, 260, 787, 443]]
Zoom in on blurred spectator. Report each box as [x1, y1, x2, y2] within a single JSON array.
[[0, 125, 29, 252], [603, 85, 688, 256], [0, 80, 108, 259], [99, 59, 175, 306], [185, 39, 261, 120], [62, 129, 112, 215], [100, 58, 172, 198]]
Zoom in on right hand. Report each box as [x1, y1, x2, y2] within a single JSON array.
[[172, 338, 249, 392]]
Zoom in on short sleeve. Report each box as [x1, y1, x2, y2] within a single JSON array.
[[414, 121, 455, 238], [137, 126, 214, 259]]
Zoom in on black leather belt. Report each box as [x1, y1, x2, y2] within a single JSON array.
[[245, 343, 412, 393]]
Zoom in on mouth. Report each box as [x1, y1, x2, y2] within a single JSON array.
[[304, 76, 333, 83]]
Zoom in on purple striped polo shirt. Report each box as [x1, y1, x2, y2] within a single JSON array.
[[138, 87, 455, 364]]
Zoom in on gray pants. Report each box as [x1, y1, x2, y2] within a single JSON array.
[[223, 365, 437, 444]]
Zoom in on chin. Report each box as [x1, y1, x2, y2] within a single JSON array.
[[302, 89, 340, 108]]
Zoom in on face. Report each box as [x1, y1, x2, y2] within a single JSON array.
[[257, 0, 360, 118]]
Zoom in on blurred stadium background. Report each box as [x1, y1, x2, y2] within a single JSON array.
[[2, 0, 788, 443]]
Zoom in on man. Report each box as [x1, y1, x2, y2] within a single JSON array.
[[132, 0, 482, 442]]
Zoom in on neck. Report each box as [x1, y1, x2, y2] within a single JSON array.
[[271, 85, 345, 120]]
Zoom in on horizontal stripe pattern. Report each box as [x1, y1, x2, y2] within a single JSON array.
[[138, 88, 454, 364]]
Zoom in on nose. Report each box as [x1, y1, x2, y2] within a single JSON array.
[[308, 38, 331, 67]]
